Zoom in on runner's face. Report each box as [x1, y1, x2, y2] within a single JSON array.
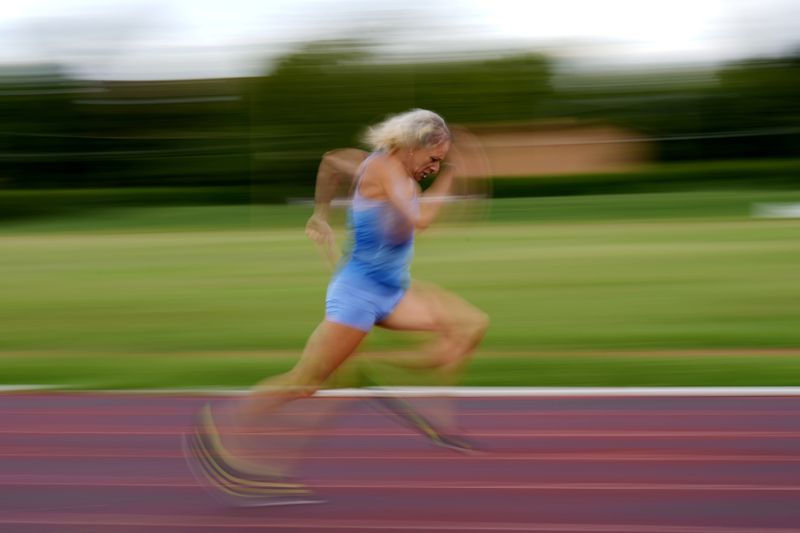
[[408, 141, 450, 182]]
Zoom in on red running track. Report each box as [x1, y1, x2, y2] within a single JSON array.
[[1, 392, 800, 532]]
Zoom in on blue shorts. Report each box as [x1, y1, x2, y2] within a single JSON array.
[[325, 275, 407, 332]]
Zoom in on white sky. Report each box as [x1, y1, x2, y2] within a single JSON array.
[[0, 0, 797, 79]]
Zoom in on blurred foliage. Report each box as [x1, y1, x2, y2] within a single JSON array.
[[2, 158, 798, 223], [248, 41, 553, 194], [0, 42, 798, 201], [489, 158, 800, 198]]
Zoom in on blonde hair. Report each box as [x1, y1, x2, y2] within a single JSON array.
[[363, 109, 451, 152]]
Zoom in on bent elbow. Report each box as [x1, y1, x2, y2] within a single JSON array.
[[414, 218, 431, 231]]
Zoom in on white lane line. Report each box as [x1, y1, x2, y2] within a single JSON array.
[[0, 385, 60, 392]]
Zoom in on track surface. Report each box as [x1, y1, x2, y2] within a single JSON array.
[[1, 392, 800, 532]]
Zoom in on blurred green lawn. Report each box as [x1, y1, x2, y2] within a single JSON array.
[[2, 191, 800, 388]]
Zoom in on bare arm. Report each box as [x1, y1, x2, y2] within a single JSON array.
[[414, 136, 477, 228], [305, 148, 368, 269], [415, 164, 455, 230], [310, 148, 368, 220], [379, 159, 456, 231]]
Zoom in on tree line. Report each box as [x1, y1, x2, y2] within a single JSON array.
[[0, 41, 798, 193]]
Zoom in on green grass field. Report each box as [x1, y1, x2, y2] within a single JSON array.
[[2, 190, 800, 389]]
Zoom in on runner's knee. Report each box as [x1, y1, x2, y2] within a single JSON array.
[[449, 308, 490, 343], [470, 310, 490, 342]]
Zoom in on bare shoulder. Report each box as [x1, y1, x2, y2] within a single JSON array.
[[320, 148, 368, 175], [360, 154, 411, 200]]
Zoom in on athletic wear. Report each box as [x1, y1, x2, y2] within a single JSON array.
[[326, 275, 407, 332], [326, 154, 418, 331]]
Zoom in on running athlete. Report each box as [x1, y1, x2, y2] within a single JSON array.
[[185, 109, 489, 506]]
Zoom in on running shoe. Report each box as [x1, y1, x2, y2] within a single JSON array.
[[183, 404, 322, 506], [367, 393, 483, 455]]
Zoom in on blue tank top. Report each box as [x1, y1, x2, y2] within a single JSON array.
[[334, 154, 418, 289]]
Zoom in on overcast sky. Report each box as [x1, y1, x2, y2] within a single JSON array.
[[0, 0, 798, 79]]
